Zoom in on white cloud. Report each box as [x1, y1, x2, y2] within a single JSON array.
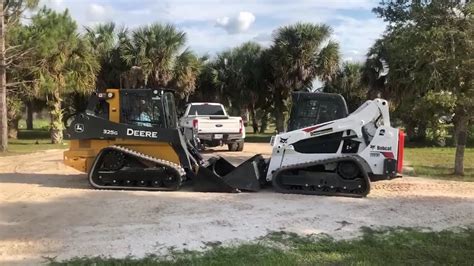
[[252, 32, 273, 47], [36, 0, 387, 61], [216, 11, 256, 34], [333, 16, 386, 62], [49, 0, 63, 6], [88, 4, 106, 20], [182, 25, 260, 54]]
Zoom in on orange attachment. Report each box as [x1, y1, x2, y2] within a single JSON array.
[[397, 130, 405, 173]]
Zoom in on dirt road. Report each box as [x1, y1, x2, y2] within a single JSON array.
[[1, 143, 473, 265]]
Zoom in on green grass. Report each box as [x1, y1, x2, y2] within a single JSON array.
[[245, 125, 276, 143], [1, 128, 69, 156], [405, 147, 474, 181], [17, 118, 51, 131], [0, 118, 66, 156], [17, 129, 51, 139], [245, 132, 273, 143], [1, 138, 69, 156], [50, 227, 474, 265]]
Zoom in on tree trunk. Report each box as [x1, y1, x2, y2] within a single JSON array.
[[7, 117, 18, 139], [405, 125, 415, 143], [0, 0, 7, 151], [26, 100, 33, 130], [259, 113, 268, 134], [454, 113, 469, 176], [249, 105, 258, 134], [417, 123, 427, 143], [274, 92, 286, 133], [275, 113, 285, 132], [50, 90, 63, 144]]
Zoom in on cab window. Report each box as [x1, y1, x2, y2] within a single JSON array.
[[120, 90, 165, 128]]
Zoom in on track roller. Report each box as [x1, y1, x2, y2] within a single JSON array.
[[272, 156, 370, 197], [88, 146, 186, 191]]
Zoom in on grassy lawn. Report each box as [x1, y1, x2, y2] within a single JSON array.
[[0, 118, 69, 156], [1, 138, 69, 156], [245, 125, 275, 143], [18, 118, 51, 131], [0, 129, 69, 157], [245, 132, 273, 143], [404, 147, 474, 181], [50, 228, 474, 265]]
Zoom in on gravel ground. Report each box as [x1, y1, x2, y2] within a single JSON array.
[[0, 143, 473, 265]]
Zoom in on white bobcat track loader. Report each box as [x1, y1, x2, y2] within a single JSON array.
[[264, 95, 405, 197]]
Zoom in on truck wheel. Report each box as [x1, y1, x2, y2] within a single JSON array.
[[236, 141, 244, 151], [227, 142, 238, 151]]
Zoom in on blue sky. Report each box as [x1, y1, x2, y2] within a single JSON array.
[[42, 0, 387, 62]]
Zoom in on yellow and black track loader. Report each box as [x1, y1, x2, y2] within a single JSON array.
[[64, 88, 264, 192]]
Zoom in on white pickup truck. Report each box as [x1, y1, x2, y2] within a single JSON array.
[[179, 102, 245, 151]]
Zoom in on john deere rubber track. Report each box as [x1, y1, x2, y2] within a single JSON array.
[[271, 156, 371, 197], [89, 145, 186, 191]]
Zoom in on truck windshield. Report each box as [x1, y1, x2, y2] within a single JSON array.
[[189, 105, 225, 116]]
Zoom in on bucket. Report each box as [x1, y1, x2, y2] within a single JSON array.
[[193, 154, 266, 192]]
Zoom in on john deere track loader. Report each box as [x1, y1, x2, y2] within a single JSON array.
[[64, 89, 404, 197]]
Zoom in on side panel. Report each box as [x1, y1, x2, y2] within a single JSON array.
[[64, 139, 180, 173], [265, 132, 350, 181], [358, 126, 400, 176]]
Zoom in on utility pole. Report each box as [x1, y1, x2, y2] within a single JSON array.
[[0, 0, 7, 152]]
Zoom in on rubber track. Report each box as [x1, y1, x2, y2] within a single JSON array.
[[271, 155, 371, 197], [89, 145, 186, 191]]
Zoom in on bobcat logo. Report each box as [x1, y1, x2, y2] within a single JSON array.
[[280, 137, 289, 144], [74, 123, 84, 133]]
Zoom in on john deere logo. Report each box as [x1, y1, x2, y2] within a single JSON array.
[[74, 123, 84, 133]]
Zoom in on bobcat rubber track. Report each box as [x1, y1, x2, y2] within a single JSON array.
[[271, 155, 371, 197], [89, 145, 186, 191]]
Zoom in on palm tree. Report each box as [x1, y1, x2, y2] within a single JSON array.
[[0, 0, 39, 151], [233, 42, 264, 133], [361, 40, 390, 100], [324, 62, 367, 112], [121, 23, 186, 89], [193, 58, 221, 103], [171, 49, 202, 100], [30, 8, 99, 143], [268, 23, 340, 132], [193, 43, 267, 132], [84, 22, 127, 91]]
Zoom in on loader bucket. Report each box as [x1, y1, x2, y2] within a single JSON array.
[[193, 154, 265, 193]]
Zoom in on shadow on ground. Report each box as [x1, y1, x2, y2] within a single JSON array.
[[0, 173, 88, 189]]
